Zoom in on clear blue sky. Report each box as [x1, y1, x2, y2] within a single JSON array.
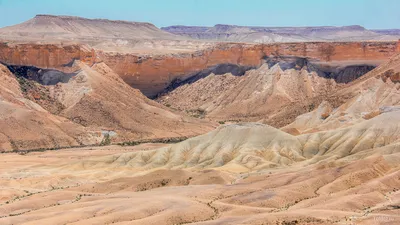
[[0, 0, 399, 29]]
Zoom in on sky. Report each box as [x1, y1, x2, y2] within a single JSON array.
[[0, 0, 399, 29]]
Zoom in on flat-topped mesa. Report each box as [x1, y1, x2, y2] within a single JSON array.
[[213, 24, 367, 31], [161, 26, 210, 34], [164, 24, 368, 33], [0, 15, 181, 41], [162, 23, 394, 43], [33, 14, 157, 28]]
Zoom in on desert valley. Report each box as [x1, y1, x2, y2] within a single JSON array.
[[0, 12, 399, 225]]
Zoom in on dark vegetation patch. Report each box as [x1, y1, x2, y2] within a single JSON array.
[[118, 136, 190, 146]]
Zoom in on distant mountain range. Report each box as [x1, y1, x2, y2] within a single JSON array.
[[162, 24, 400, 43], [0, 15, 399, 44]]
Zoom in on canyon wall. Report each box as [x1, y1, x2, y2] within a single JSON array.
[[1, 41, 399, 96], [0, 43, 97, 72], [262, 41, 400, 62], [97, 44, 264, 96], [99, 41, 400, 96]]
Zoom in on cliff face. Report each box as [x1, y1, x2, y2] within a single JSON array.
[[262, 41, 400, 62], [0, 43, 96, 71], [97, 44, 264, 96], [99, 41, 400, 96], [1, 41, 399, 97]]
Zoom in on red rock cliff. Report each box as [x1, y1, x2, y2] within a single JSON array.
[[99, 41, 400, 96], [1, 41, 399, 96], [0, 43, 96, 72]]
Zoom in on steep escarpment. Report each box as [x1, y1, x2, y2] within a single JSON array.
[[1, 41, 399, 97], [0, 43, 97, 70], [1, 41, 399, 129], [97, 43, 263, 96], [100, 41, 400, 97]]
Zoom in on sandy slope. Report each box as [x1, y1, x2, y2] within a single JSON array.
[[0, 64, 100, 151], [157, 63, 340, 124], [55, 61, 214, 141], [284, 53, 400, 134], [0, 60, 214, 151], [61, 111, 399, 173]]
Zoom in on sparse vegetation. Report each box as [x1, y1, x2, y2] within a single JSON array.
[[308, 103, 316, 111], [14, 74, 65, 114], [186, 108, 206, 119], [218, 121, 225, 125], [118, 136, 189, 146], [100, 133, 112, 146], [10, 140, 18, 151], [16, 76, 34, 93]]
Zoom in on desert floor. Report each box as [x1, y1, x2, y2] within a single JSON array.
[[0, 144, 399, 225]]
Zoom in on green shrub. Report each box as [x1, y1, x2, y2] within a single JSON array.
[[100, 134, 111, 146]]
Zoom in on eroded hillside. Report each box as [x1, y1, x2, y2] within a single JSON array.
[[0, 14, 399, 225], [0, 44, 214, 151]]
